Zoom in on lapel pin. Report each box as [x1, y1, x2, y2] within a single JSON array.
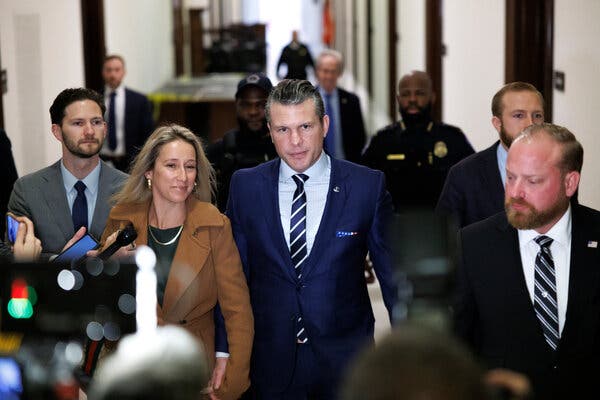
[[588, 240, 598, 248], [333, 186, 340, 192]]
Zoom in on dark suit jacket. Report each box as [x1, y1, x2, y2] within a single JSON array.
[[337, 88, 367, 163], [454, 205, 600, 399], [8, 160, 127, 256], [123, 88, 154, 157], [226, 157, 397, 393], [101, 199, 253, 400], [436, 141, 504, 227], [0, 128, 18, 235]]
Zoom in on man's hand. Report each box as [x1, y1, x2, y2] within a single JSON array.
[[206, 356, 227, 400], [12, 216, 42, 261], [485, 368, 532, 399], [62, 226, 87, 251]]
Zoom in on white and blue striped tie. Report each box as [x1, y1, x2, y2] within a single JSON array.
[[290, 173, 309, 343]]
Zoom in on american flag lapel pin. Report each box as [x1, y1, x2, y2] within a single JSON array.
[[588, 240, 598, 248]]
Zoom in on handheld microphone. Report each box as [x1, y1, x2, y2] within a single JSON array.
[[96, 224, 138, 261]]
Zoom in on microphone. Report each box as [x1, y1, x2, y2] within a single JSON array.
[[96, 224, 138, 261]]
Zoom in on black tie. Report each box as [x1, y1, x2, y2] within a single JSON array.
[[533, 235, 559, 350], [108, 91, 117, 150], [72, 181, 88, 232]]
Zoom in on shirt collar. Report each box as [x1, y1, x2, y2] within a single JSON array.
[[518, 204, 572, 247], [105, 84, 125, 96], [318, 86, 338, 98], [60, 160, 102, 196], [279, 151, 330, 183]]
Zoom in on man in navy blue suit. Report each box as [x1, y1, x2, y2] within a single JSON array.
[[226, 80, 397, 399], [315, 49, 366, 164], [100, 54, 154, 172], [436, 82, 545, 227]]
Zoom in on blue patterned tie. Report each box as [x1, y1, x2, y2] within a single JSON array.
[[108, 91, 117, 150], [534, 235, 559, 350], [72, 181, 88, 232], [290, 173, 309, 343], [324, 93, 336, 157]]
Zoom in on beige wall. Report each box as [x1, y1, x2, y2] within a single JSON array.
[[553, 0, 600, 209]]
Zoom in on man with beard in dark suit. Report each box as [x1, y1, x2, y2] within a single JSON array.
[[436, 82, 545, 227], [363, 71, 474, 211], [454, 123, 600, 399], [100, 54, 154, 172]]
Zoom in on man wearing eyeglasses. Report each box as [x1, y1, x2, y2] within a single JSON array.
[[207, 73, 278, 210]]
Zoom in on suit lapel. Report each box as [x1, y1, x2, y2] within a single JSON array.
[[302, 158, 348, 280], [482, 142, 505, 208], [562, 206, 599, 342], [43, 162, 74, 241], [90, 162, 114, 239], [262, 160, 298, 282]]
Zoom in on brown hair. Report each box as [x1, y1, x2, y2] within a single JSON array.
[[491, 82, 545, 117], [518, 123, 584, 173]]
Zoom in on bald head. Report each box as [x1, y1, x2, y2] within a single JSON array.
[[397, 71, 435, 125]]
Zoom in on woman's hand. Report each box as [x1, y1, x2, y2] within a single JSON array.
[[86, 229, 136, 259], [206, 356, 227, 399], [12, 216, 41, 261]]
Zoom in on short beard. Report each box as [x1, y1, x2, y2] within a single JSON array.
[[62, 133, 102, 159], [399, 102, 433, 127], [499, 124, 514, 148], [505, 196, 569, 230]]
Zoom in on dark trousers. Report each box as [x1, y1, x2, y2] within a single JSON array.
[[250, 344, 338, 400]]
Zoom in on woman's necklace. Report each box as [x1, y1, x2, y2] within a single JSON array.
[[148, 225, 184, 246]]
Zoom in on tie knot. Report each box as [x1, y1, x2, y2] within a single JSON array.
[[292, 174, 309, 188], [74, 180, 87, 194], [109, 91, 116, 99], [535, 235, 553, 248]]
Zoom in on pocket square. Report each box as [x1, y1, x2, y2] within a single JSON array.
[[336, 231, 358, 238], [588, 240, 598, 248]]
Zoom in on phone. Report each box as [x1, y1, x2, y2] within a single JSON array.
[[53, 233, 99, 264], [6, 214, 20, 244]]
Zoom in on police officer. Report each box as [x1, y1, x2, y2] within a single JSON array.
[[362, 71, 474, 211], [207, 73, 277, 210]]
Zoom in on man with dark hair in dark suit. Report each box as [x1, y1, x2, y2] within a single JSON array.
[[363, 71, 474, 211], [436, 82, 545, 227], [100, 54, 154, 172], [454, 123, 600, 399], [225, 79, 397, 399], [315, 49, 367, 164]]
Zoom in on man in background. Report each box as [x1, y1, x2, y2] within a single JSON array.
[[455, 123, 600, 399], [8, 88, 127, 257], [100, 54, 154, 172], [363, 71, 474, 211], [276, 31, 314, 80], [315, 49, 367, 163], [207, 73, 277, 211], [436, 82, 545, 227]]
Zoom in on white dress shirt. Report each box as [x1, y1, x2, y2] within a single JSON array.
[[496, 141, 508, 187], [102, 85, 126, 156], [517, 205, 572, 335], [278, 152, 331, 255]]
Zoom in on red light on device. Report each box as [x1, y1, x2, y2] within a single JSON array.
[[11, 279, 28, 299]]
